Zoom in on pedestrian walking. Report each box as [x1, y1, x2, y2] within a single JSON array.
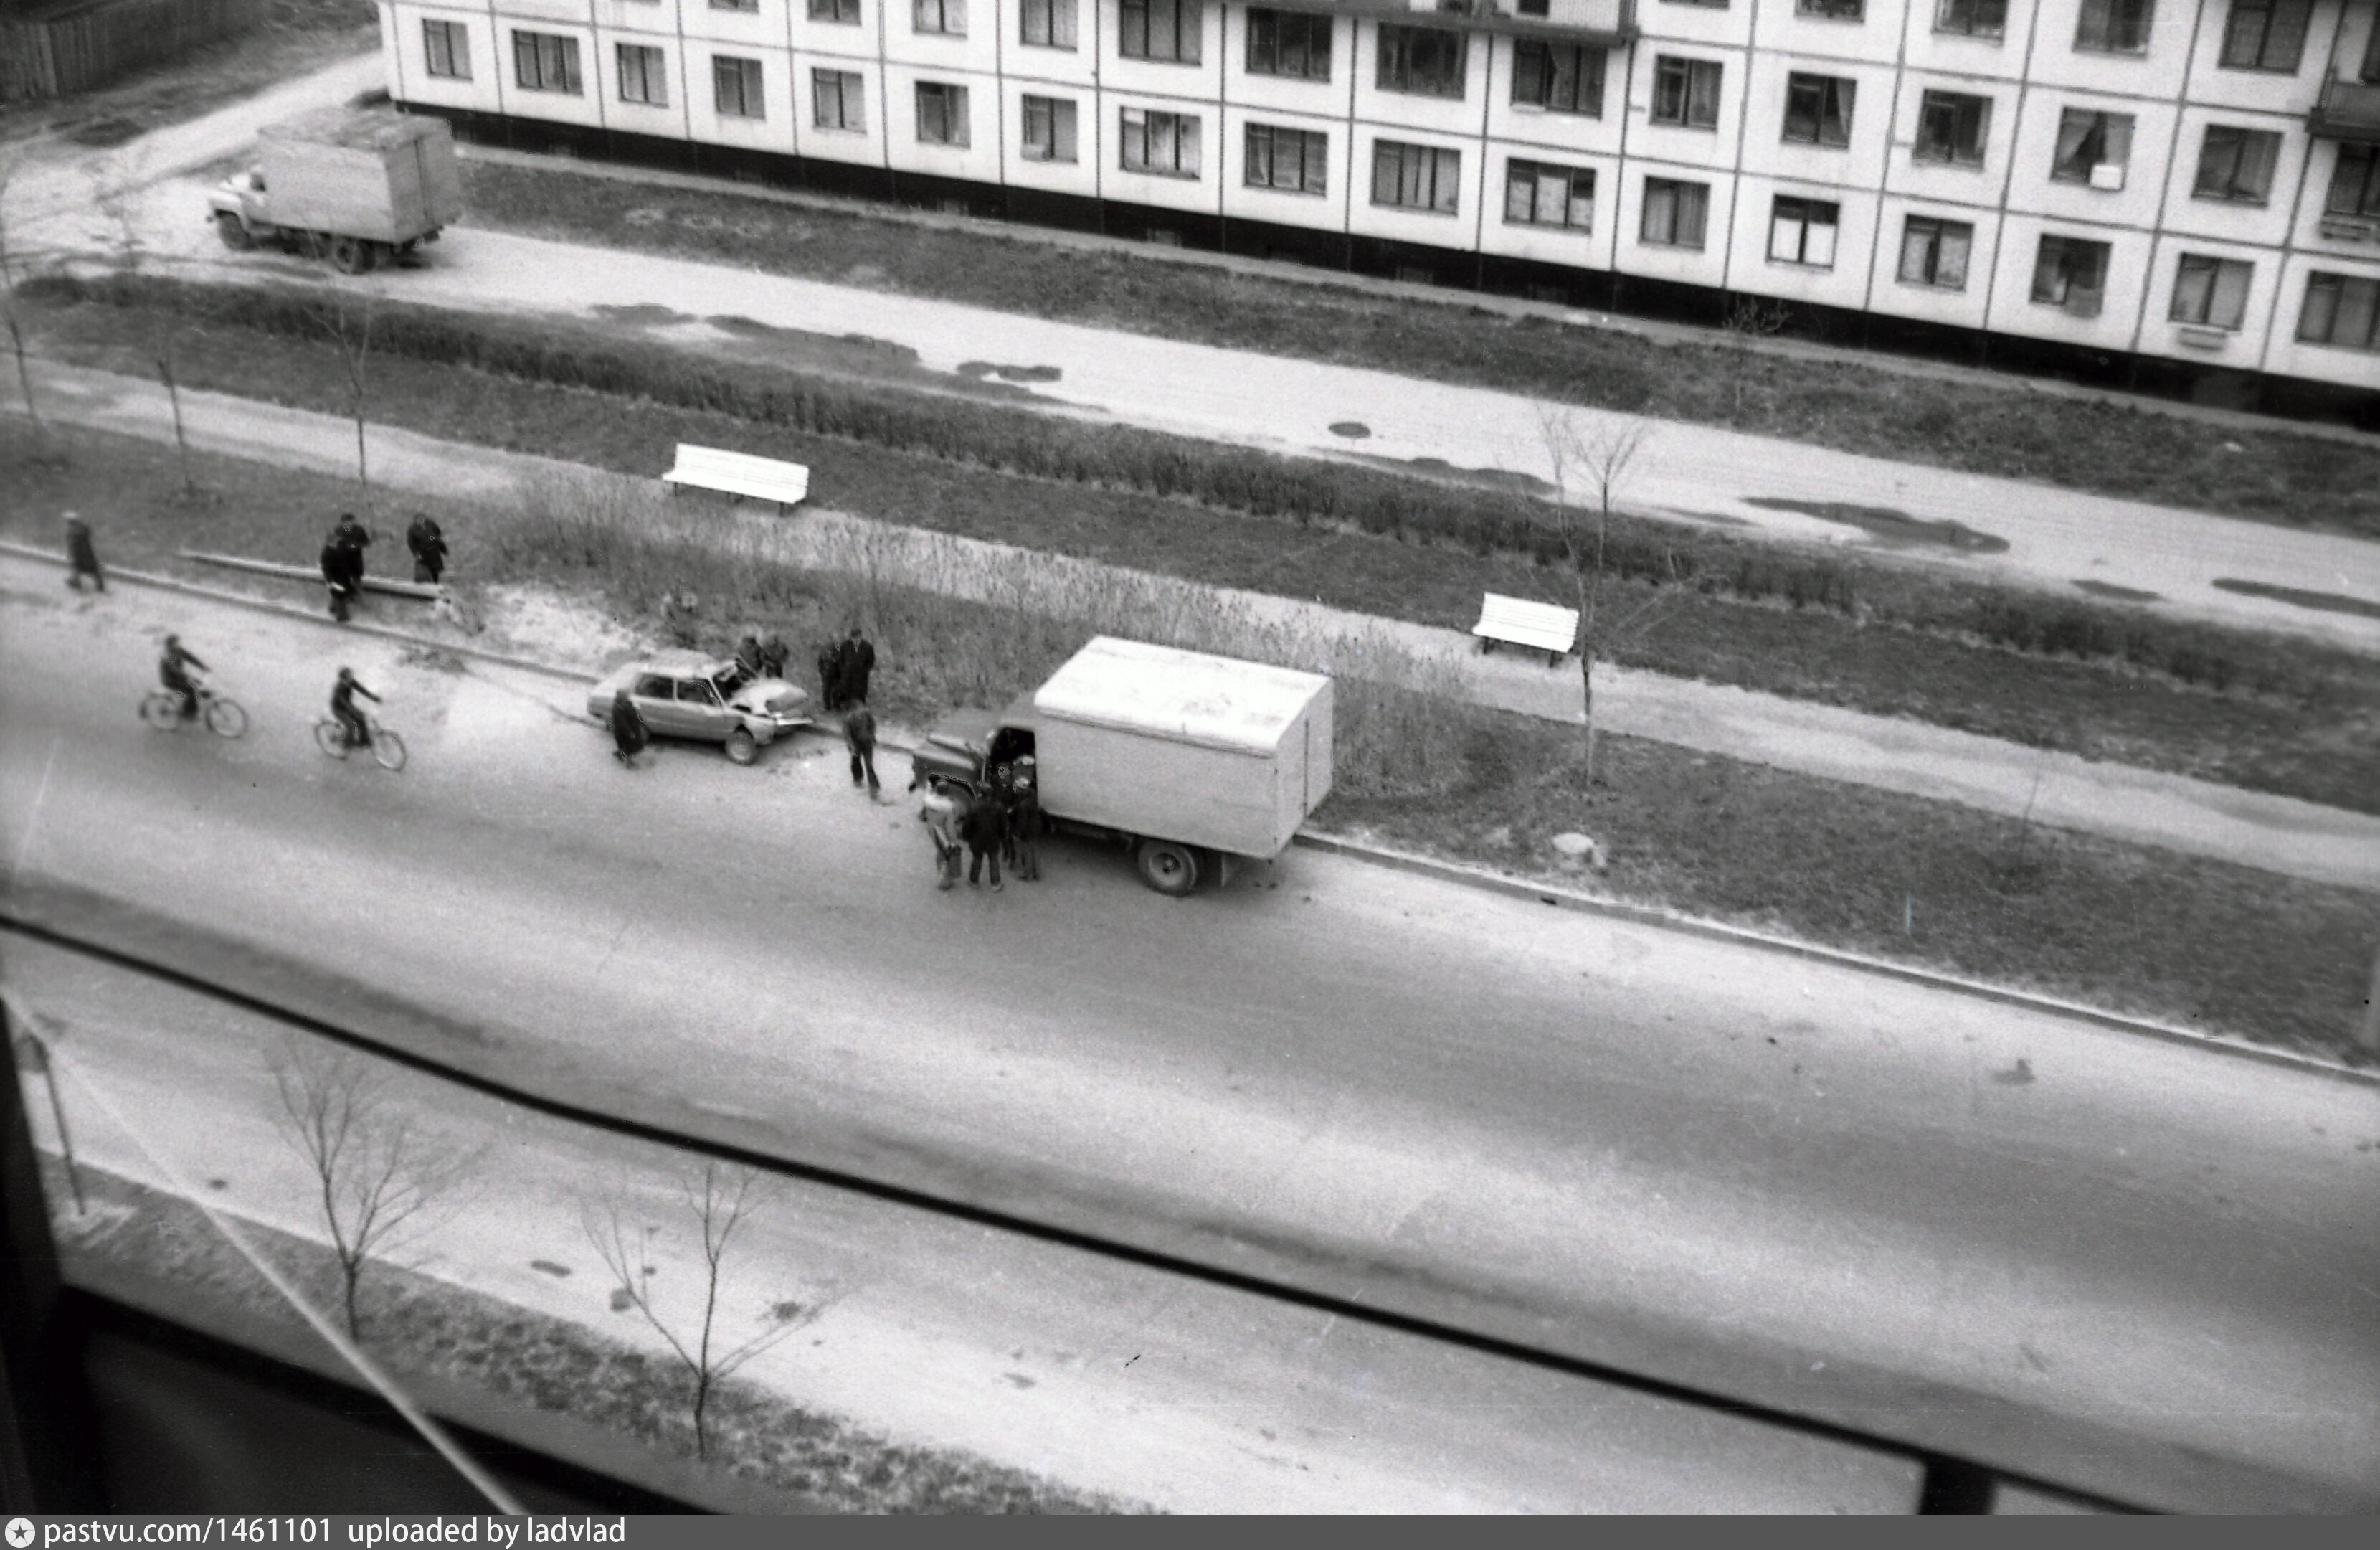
[[839, 625, 876, 707], [406, 513, 448, 585], [918, 780, 966, 890], [758, 633, 789, 680], [62, 511, 105, 592], [816, 638, 845, 713], [959, 793, 1005, 891], [609, 689, 650, 767], [844, 704, 881, 797]]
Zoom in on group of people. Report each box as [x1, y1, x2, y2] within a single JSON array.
[[817, 626, 875, 712], [155, 633, 379, 752], [318, 511, 449, 622], [916, 755, 1041, 892]]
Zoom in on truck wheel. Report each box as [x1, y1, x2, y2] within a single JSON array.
[[330, 235, 373, 275], [214, 212, 254, 251], [724, 728, 759, 766], [1134, 840, 1199, 897]]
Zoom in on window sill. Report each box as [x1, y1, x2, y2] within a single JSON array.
[[1120, 56, 1205, 68], [1766, 257, 1836, 270], [2031, 298, 2103, 319], [2173, 323, 2237, 346], [2072, 44, 2149, 57], [1370, 202, 1461, 216], [2213, 62, 2301, 75], [1380, 88, 1469, 103], [1909, 155, 1988, 170], [2189, 192, 2271, 207], [1124, 167, 1203, 179], [1895, 276, 1967, 291], [1781, 138, 1851, 151], [812, 124, 866, 135], [1246, 183, 1329, 197], [1021, 153, 1079, 164], [1507, 220, 1593, 234], [1639, 239, 1705, 250], [1930, 28, 2005, 42], [1512, 104, 1605, 119], [718, 114, 766, 123], [917, 139, 972, 151], [1019, 43, 1079, 52]]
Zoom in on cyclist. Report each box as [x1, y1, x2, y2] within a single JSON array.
[[330, 667, 380, 752], [158, 635, 209, 720]]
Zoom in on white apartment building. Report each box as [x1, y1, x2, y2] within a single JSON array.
[[379, 0, 2380, 403]]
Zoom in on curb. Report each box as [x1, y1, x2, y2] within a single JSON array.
[[10, 542, 2372, 1087]]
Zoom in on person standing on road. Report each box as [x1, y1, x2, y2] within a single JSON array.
[[844, 704, 881, 798], [840, 625, 876, 707], [758, 632, 789, 681], [321, 531, 364, 621], [406, 513, 448, 585], [918, 779, 966, 891], [736, 634, 764, 679], [816, 637, 845, 713], [158, 634, 208, 720], [63, 511, 105, 592], [1005, 755, 1042, 882], [959, 792, 1005, 892], [609, 689, 650, 767]]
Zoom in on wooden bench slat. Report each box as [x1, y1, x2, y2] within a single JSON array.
[[1473, 592, 1578, 656]]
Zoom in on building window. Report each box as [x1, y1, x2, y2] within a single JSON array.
[[916, 80, 969, 146], [1516, 0, 1548, 13], [1021, 95, 1078, 161], [1640, 176, 1707, 248], [2328, 143, 2380, 216], [2193, 126, 2280, 204], [617, 44, 666, 106], [1651, 57, 1722, 129], [1661, 0, 1728, 7], [1120, 0, 1200, 64], [2050, 108, 2134, 186], [2218, 0, 2310, 72], [1020, 0, 1078, 47], [422, 20, 470, 81], [711, 0, 757, 12], [1768, 196, 1839, 266], [813, 68, 864, 131], [512, 32, 582, 95], [1912, 90, 1989, 165], [2031, 234, 2111, 316], [1782, 73, 1854, 147], [1246, 123, 1327, 193], [2171, 255, 2253, 329], [1121, 108, 1200, 176], [1246, 9, 1329, 80], [713, 55, 763, 118], [2298, 272, 2380, 349], [1371, 140, 1459, 213], [1377, 25, 1466, 99], [914, 0, 967, 35], [1505, 159, 1593, 231], [1934, 0, 2006, 37], [1796, 0, 1864, 17], [2074, 0, 2151, 53], [809, 0, 861, 22], [1898, 216, 1972, 288], [1512, 42, 1603, 117]]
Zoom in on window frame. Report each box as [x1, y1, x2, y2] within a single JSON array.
[[1639, 176, 1709, 249], [2170, 253, 2255, 329], [1245, 8, 1330, 81], [1020, 94, 1079, 162], [1651, 56, 1722, 130], [915, 80, 971, 146], [1119, 0, 1202, 65], [712, 54, 764, 120], [1782, 72, 1855, 148], [2031, 234, 2112, 316], [1796, 0, 1865, 18], [1897, 214, 1973, 289], [1511, 41, 1604, 118], [1020, 0, 1078, 49], [617, 42, 667, 107], [1504, 158, 1595, 232], [2049, 107, 2134, 184], [2297, 271, 2380, 350], [2327, 143, 2380, 217], [511, 31, 582, 96], [2217, 0, 2311, 73], [913, 0, 967, 37], [1912, 90, 1990, 166], [1370, 139, 1461, 215], [2192, 124, 2280, 204], [1119, 106, 1203, 177], [709, 0, 758, 12], [2074, 0, 2153, 54], [812, 67, 866, 131], [422, 19, 470, 82], [1245, 121, 1328, 194], [1768, 194, 1841, 268], [1376, 24, 1467, 100], [1933, 0, 2006, 38], [808, 0, 861, 22]]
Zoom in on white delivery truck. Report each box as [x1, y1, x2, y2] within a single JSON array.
[[209, 108, 462, 274], [909, 637, 1334, 894]]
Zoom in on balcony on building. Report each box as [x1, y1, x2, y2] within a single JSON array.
[[1261, 0, 1640, 46], [2310, 72, 2380, 143]]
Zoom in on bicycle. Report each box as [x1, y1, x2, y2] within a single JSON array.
[[314, 710, 407, 771], [140, 681, 248, 739]]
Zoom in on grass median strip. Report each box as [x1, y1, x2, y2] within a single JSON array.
[[22, 276, 2380, 815], [6, 419, 2371, 1061], [455, 157, 2380, 541]]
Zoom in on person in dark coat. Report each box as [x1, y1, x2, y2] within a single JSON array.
[[816, 638, 845, 713], [757, 633, 789, 680], [1003, 756, 1042, 882], [736, 634, 764, 678], [609, 689, 650, 767], [844, 704, 880, 797], [959, 794, 1005, 891], [63, 511, 105, 592], [406, 514, 448, 585], [321, 535, 362, 621], [838, 625, 876, 707]]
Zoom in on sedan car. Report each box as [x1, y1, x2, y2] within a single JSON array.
[[587, 651, 812, 765]]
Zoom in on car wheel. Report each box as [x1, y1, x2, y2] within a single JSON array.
[[724, 728, 759, 766], [1134, 840, 1199, 897], [214, 212, 254, 251]]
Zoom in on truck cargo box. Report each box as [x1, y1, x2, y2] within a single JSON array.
[[1030, 638, 1334, 860], [256, 108, 461, 245]]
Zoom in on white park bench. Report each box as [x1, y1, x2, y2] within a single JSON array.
[[662, 443, 811, 511], [1472, 592, 1579, 667]]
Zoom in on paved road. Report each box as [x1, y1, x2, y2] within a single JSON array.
[[2, 572, 2374, 1512]]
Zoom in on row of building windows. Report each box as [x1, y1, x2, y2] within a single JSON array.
[[438, 22, 2380, 229], [435, 1, 2380, 90]]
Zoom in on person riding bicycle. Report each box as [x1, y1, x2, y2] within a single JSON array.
[[331, 667, 380, 752], [158, 634, 208, 720]]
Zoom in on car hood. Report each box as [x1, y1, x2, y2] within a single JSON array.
[[731, 679, 810, 717]]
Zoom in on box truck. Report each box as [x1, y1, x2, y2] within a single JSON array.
[[909, 637, 1335, 894], [209, 108, 461, 274]]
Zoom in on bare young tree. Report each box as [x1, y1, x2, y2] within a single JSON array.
[[0, 142, 52, 450], [1720, 295, 1791, 425], [309, 292, 378, 509], [1537, 407, 1676, 783], [270, 1041, 463, 1339], [93, 155, 199, 496], [583, 1162, 815, 1462]]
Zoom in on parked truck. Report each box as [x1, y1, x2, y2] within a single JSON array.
[[209, 108, 461, 274], [909, 636, 1335, 895]]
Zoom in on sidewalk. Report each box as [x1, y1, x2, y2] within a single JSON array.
[[13, 359, 2379, 893]]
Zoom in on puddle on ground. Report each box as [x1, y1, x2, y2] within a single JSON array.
[[2211, 577, 2380, 621], [591, 302, 695, 328], [1741, 496, 2009, 554], [2072, 579, 2161, 602], [1347, 453, 1555, 497], [1329, 422, 1372, 439], [955, 361, 1064, 383]]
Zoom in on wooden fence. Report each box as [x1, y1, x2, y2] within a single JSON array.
[[0, 0, 271, 103]]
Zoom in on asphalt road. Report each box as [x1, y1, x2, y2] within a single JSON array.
[[1, 570, 2376, 1511]]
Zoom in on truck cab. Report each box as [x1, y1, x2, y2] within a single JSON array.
[[911, 698, 1036, 800]]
